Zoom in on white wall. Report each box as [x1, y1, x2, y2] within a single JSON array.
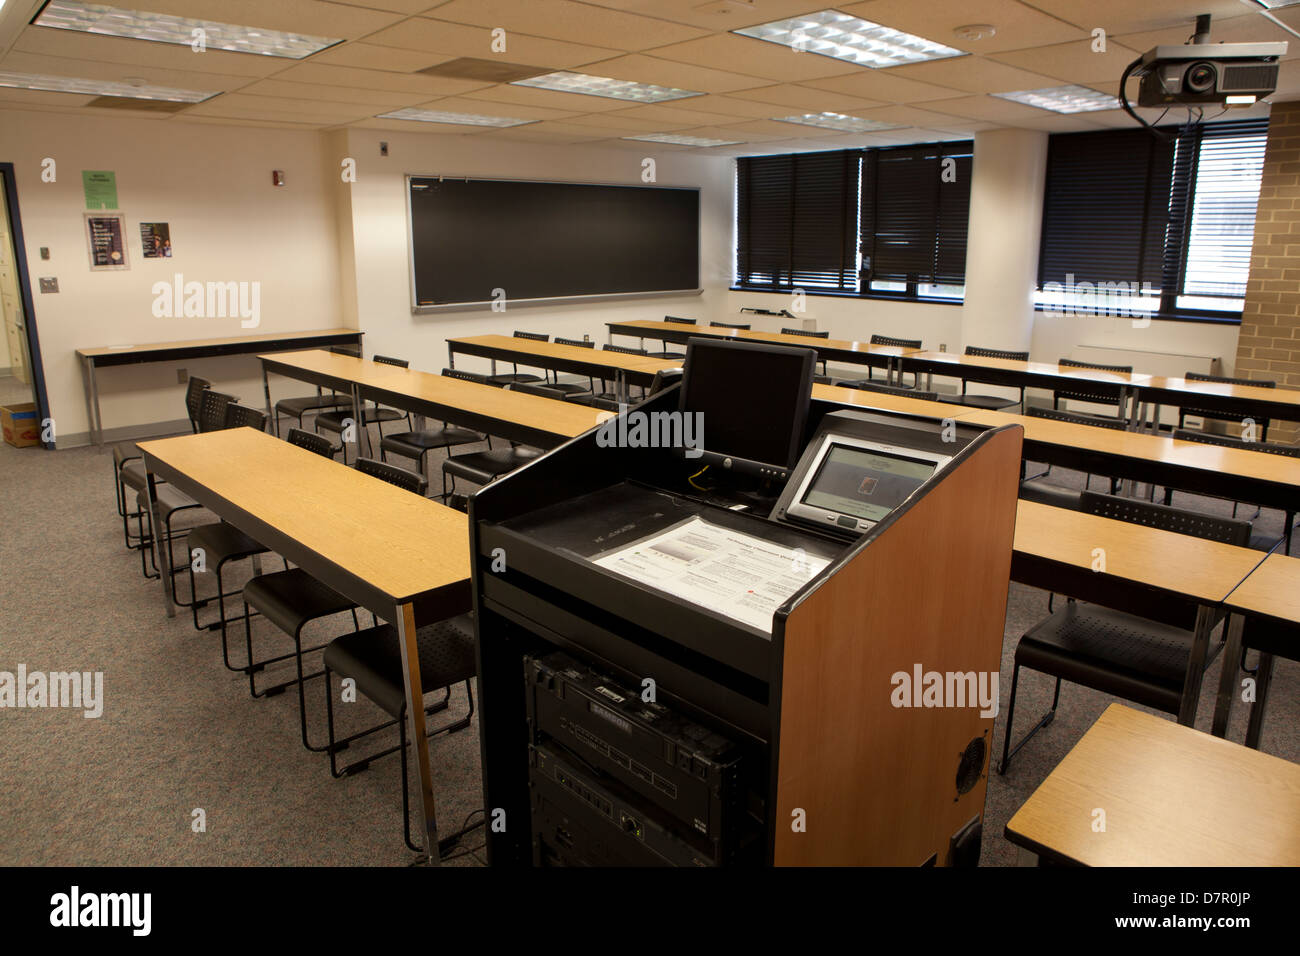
[[0, 109, 345, 442], [338, 127, 733, 379]]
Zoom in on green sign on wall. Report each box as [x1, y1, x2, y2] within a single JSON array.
[[82, 170, 118, 210]]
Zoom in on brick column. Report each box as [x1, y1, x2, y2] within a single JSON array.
[[1238, 99, 1300, 446]]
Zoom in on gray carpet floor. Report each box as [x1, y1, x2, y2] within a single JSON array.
[[0, 424, 1295, 867]]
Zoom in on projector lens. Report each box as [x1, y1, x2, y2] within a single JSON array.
[[1186, 62, 1216, 93]]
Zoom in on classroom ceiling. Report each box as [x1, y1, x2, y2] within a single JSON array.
[[0, 0, 1294, 153]]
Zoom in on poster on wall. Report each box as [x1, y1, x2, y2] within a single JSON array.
[[85, 212, 129, 271], [140, 222, 172, 258], [82, 170, 118, 210]]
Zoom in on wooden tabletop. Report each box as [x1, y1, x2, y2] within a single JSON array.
[[1225, 552, 1300, 624], [909, 350, 1151, 386], [1006, 703, 1300, 866], [261, 349, 608, 441], [1143, 375, 1300, 407], [959, 407, 1300, 487], [449, 334, 682, 376], [610, 319, 920, 358], [137, 427, 469, 609], [812, 382, 964, 419], [1014, 500, 1265, 604], [77, 327, 360, 358]]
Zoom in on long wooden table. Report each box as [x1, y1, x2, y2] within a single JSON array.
[[448, 334, 679, 403], [137, 426, 469, 862], [1214, 553, 1300, 747], [1013, 500, 1266, 725], [606, 319, 918, 382], [1005, 703, 1300, 866], [260, 349, 609, 455], [76, 328, 363, 449]]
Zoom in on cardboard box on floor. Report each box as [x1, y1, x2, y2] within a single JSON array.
[[1, 402, 39, 447]]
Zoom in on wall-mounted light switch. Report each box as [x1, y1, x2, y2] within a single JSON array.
[[39, 247, 50, 260]]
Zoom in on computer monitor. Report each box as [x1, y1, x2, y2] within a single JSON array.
[[677, 338, 815, 481]]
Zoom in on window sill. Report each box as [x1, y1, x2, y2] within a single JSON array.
[[730, 287, 964, 306], [1032, 305, 1242, 326]]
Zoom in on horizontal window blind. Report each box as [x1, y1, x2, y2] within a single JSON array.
[[735, 149, 858, 291], [860, 141, 973, 286]]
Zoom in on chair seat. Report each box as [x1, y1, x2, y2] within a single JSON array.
[[113, 443, 141, 469], [647, 350, 684, 360], [486, 373, 543, 386], [1018, 480, 1082, 511], [138, 483, 198, 517], [242, 568, 355, 636], [949, 393, 1020, 411], [187, 522, 268, 566], [121, 459, 150, 493], [443, 447, 540, 485], [382, 426, 482, 457], [316, 407, 404, 432], [1017, 603, 1195, 714], [544, 382, 592, 397], [567, 392, 620, 409], [275, 394, 351, 416], [323, 614, 476, 719]]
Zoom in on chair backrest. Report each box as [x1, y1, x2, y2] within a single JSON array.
[[648, 368, 683, 394], [603, 343, 647, 355], [1080, 491, 1251, 547], [847, 380, 939, 401], [197, 390, 239, 433], [224, 404, 268, 432], [782, 327, 829, 338], [966, 345, 1029, 361], [285, 427, 335, 458], [373, 354, 409, 368], [710, 321, 750, 329], [514, 330, 549, 342], [507, 382, 566, 400], [184, 376, 211, 432], [1185, 371, 1275, 389], [664, 316, 696, 325], [554, 336, 594, 348], [442, 368, 489, 384], [870, 334, 923, 350], [356, 457, 428, 496], [1025, 405, 1128, 430], [1059, 357, 1132, 374], [1172, 429, 1300, 458]]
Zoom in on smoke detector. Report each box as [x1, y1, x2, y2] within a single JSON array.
[[953, 24, 997, 41]]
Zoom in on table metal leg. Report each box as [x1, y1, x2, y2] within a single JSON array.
[[1210, 613, 1245, 737], [395, 601, 440, 863], [447, 344, 454, 369], [616, 371, 629, 405], [143, 470, 176, 618], [88, 358, 104, 450], [80, 356, 100, 451], [1177, 605, 1215, 725], [262, 364, 275, 436], [1244, 652, 1274, 749]]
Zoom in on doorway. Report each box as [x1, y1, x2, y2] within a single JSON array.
[[0, 163, 50, 450]]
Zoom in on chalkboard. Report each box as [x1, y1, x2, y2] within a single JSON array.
[[407, 177, 699, 309]]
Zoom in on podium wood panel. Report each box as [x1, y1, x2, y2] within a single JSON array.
[[772, 424, 1024, 866]]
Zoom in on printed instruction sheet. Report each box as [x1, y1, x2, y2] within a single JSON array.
[[591, 517, 830, 634]]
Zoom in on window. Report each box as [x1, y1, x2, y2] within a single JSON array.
[[733, 140, 972, 301], [1036, 118, 1267, 321]]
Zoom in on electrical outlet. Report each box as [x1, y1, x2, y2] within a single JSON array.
[[39, 247, 50, 260], [176, 368, 188, 384], [939, 343, 947, 352], [38, 277, 58, 293]]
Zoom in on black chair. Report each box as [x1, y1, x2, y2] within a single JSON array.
[[840, 380, 939, 402], [315, 355, 413, 463], [323, 613, 476, 852], [487, 331, 549, 387], [945, 346, 1029, 411], [710, 320, 749, 330], [440, 383, 551, 496], [357, 455, 429, 496], [223, 403, 268, 432], [583, 344, 648, 403], [378, 369, 483, 497], [285, 426, 335, 459], [869, 334, 923, 385], [272, 350, 354, 437], [1023, 405, 1128, 492], [998, 491, 1252, 774], [782, 327, 828, 374], [1177, 372, 1275, 442], [1166, 428, 1299, 553], [647, 316, 697, 359], [544, 337, 596, 398], [1054, 358, 1132, 416]]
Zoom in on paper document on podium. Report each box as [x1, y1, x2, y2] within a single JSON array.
[[591, 516, 830, 634]]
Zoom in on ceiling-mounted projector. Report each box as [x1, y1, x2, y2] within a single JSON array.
[[1131, 14, 1286, 108]]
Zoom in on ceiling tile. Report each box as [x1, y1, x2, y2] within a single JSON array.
[[917, 93, 1111, 131], [1025, 0, 1254, 36], [238, 79, 420, 107], [308, 42, 459, 73], [404, 95, 578, 120], [569, 1, 843, 32], [576, 53, 769, 93], [15, 28, 285, 77], [271, 61, 492, 95], [989, 38, 1142, 86], [0, 49, 257, 93], [607, 101, 760, 126], [462, 82, 645, 112], [321, 0, 454, 13], [186, 92, 375, 121], [799, 70, 970, 104], [428, 0, 708, 51], [1115, 11, 1298, 54], [723, 83, 887, 112], [838, 0, 1088, 54], [883, 57, 1072, 95], [100, 0, 405, 38], [648, 34, 864, 82], [364, 17, 619, 68]]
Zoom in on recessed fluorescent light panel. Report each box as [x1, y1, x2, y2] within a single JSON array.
[[0, 70, 215, 102], [735, 10, 966, 69], [376, 108, 535, 128], [992, 85, 1119, 113], [33, 0, 341, 59], [511, 71, 700, 103], [623, 133, 742, 147], [775, 112, 904, 132]]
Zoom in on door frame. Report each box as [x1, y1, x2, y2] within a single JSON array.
[[0, 162, 52, 450]]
